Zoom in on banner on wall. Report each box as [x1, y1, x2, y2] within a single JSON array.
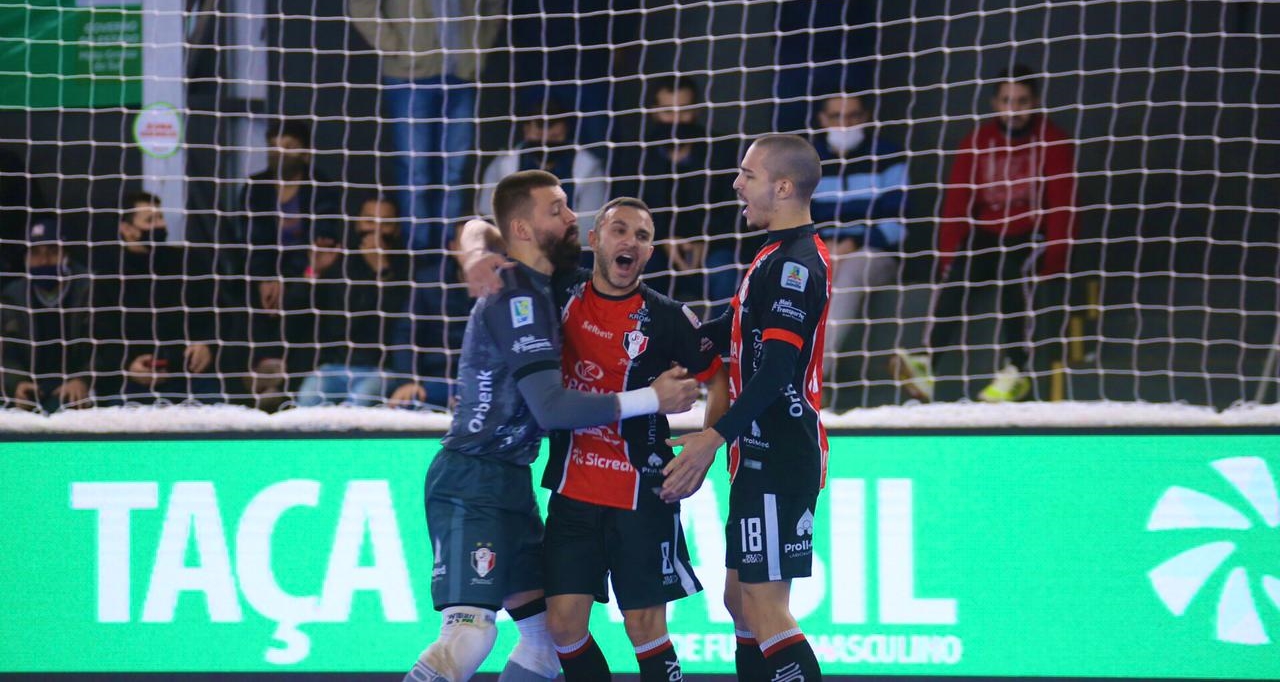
[[0, 1, 143, 108], [0, 435, 1277, 678]]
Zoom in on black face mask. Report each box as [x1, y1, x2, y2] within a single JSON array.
[[269, 154, 310, 181], [645, 122, 705, 143], [28, 263, 61, 291], [519, 145, 575, 173], [140, 227, 169, 245]]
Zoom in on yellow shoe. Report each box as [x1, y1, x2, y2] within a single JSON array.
[[892, 349, 935, 402], [979, 363, 1031, 403]]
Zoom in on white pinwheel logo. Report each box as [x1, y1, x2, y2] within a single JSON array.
[[1146, 456, 1280, 645]]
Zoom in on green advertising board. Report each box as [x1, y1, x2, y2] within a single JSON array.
[[1, 435, 1278, 677], [0, 1, 143, 108]]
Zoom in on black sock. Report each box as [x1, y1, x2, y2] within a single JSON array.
[[734, 630, 768, 682], [555, 633, 611, 681], [506, 597, 546, 622], [635, 634, 682, 681], [760, 628, 822, 680]]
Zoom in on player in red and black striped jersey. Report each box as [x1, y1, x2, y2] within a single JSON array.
[[541, 197, 729, 682], [663, 135, 830, 681]]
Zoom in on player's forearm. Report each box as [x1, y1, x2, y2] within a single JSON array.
[[711, 339, 800, 442], [459, 219, 506, 258], [701, 309, 732, 355], [703, 366, 731, 429], [516, 369, 621, 430]]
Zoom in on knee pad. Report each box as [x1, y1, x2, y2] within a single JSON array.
[[420, 606, 497, 681]]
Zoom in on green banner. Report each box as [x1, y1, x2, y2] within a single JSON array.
[[1, 435, 1278, 677], [0, 1, 142, 108]]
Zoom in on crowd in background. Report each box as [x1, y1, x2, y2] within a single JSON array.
[[0, 2, 1077, 413]]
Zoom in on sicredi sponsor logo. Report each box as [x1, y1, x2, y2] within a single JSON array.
[[570, 449, 634, 472], [1146, 456, 1280, 645]]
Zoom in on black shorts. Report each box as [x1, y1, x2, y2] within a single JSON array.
[[544, 493, 702, 611], [724, 485, 818, 584], [425, 450, 545, 610]]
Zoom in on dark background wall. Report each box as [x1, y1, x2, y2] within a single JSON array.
[[3, 0, 1277, 286]]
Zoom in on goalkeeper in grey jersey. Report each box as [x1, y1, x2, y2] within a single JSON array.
[[403, 170, 698, 682]]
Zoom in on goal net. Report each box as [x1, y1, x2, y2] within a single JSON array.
[[1, 0, 1277, 429]]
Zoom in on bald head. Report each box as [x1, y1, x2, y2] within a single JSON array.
[[751, 134, 821, 202]]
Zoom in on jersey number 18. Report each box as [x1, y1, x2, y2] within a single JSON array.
[[740, 517, 763, 552]]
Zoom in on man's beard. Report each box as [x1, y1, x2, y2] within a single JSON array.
[[538, 226, 581, 272], [597, 249, 643, 291]]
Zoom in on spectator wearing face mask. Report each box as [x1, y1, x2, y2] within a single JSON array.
[[0, 216, 93, 412], [475, 99, 607, 238], [90, 192, 221, 404], [614, 76, 742, 315], [895, 64, 1076, 404], [240, 118, 342, 400], [294, 195, 411, 406], [810, 93, 908, 371]]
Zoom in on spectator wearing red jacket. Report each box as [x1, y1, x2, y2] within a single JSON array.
[[897, 64, 1076, 403]]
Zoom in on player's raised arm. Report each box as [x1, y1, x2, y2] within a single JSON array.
[[458, 218, 511, 297]]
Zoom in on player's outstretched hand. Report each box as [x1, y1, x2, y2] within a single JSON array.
[[652, 365, 698, 414], [661, 428, 725, 502]]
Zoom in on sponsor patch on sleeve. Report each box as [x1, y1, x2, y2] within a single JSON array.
[[780, 262, 810, 292], [511, 335, 554, 354], [510, 296, 534, 328], [771, 298, 807, 323]]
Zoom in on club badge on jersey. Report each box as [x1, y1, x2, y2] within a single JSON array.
[[623, 330, 649, 359]]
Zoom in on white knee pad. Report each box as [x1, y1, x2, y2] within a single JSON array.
[[418, 606, 498, 681], [507, 612, 561, 678]]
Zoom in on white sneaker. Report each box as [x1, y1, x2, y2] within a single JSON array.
[[979, 362, 1031, 403], [892, 349, 935, 402]]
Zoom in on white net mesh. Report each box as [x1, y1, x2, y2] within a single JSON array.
[[1, 0, 1278, 427]]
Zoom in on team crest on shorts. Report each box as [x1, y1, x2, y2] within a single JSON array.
[[623, 330, 649, 359], [471, 546, 497, 578]]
